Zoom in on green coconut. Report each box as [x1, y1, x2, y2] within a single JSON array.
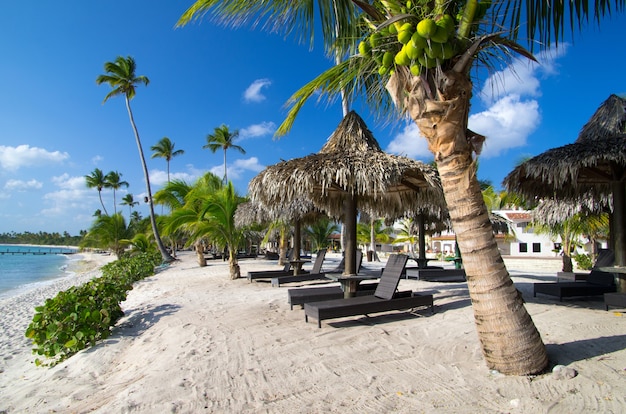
[[418, 54, 437, 69], [411, 32, 428, 50], [358, 41, 372, 58], [436, 14, 456, 34], [405, 42, 421, 60], [394, 48, 411, 66], [382, 51, 394, 67], [369, 32, 382, 48], [410, 63, 421, 76], [416, 18, 437, 39], [430, 26, 449, 44]]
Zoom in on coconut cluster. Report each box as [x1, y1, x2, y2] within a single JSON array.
[[358, 1, 489, 76]]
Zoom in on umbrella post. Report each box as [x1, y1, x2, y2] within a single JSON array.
[[343, 195, 358, 276], [613, 182, 626, 292]]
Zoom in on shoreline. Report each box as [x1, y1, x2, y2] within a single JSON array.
[[0, 252, 115, 365], [1, 251, 625, 412]]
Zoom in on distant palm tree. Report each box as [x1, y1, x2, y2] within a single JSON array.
[[121, 193, 139, 219], [82, 213, 132, 259], [304, 217, 339, 252], [203, 124, 245, 183], [96, 55, 173, 263], [85, 168, 109, 216], [105, 171, 129, 215], [151, 136, 185, 182]]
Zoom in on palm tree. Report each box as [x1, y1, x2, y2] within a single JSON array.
[[85, 168, 109, 216], [305, 217, 339, 252], [163, 173, 225, 266], [151, 136, 185, 182], [82, 213, 132, 259], [394, 218, 419, 254], [96, 55, 173, 263], [179, 0, 625, 376], [104, 170, 129, 215], [203, 124, 245, 183], [121, 193, 139, 219]]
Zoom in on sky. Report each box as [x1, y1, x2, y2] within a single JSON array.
[[1, 1, 625, 236]]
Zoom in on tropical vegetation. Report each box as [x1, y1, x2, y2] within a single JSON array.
[[178, 0, 625, 375], [204, 124, 245, 183]]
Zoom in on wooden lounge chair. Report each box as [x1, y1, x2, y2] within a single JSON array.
[[286, 251, 370, 308], [304, 254, 434, 328], [405, 268, 466, 282], [271, 250, 327, 287], [533, 269, 616, 301], [246, 249, 294, 282]]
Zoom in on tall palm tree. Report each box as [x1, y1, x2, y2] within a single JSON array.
[[121, 193, 139, 219], [203, 124, 245, 183], [104, 170, 129, 215], [179, 0, 625, 376], [85, 168, 109, 216], [96, 55, 173, 263], [151, 136, 185, 182]]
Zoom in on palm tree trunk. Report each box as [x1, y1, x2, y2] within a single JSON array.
[[223, 148, 228, 183], [98, 191, 109, 216], [228, 246, 240, 280], [387, 70, 547, 375], [125, 97, 174, 263], [195, 240, 206, 266]]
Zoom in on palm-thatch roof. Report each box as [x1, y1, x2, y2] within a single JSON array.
[[504, 94, 626, 201], [248, 110, 446, 219], [503, 94, 626, 275], [234, 199, 323, 228]]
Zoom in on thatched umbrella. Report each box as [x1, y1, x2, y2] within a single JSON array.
[[235, 199, 325, 261], [504, 94, 626, 288], [249, 110, 446, 275]]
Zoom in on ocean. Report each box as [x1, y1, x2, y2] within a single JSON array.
[[0, 245, 79, 296]]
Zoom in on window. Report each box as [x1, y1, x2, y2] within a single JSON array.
[[519, 243, 528, 253], [533, 243, 541, 253]]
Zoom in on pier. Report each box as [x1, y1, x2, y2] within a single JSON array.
[[0, 249, 77, 255]]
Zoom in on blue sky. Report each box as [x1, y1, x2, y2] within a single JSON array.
[[1, 1, 625, 235]]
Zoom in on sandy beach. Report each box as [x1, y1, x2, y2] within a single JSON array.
[[1, 250, 625, 413]]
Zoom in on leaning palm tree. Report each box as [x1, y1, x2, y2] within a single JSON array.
[[85, 168, 109, 216], [179, 0, 625, 375], [203, 124, 245, 183], [104, 170, 129, 215], [151, 136, 185, 183], [96, 55, 173, 263]]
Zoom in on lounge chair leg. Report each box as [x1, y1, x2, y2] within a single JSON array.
[[318, 320, 321, 328], [305, 315, 308, 323]]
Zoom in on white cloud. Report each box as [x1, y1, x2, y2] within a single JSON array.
[[0, 145, 69, 171], [468, 94, 541, 158], [149, 165, 202, 186], [479, 45, 566, 105], [51, 173, 86, 190], [386, 123, 432, 160], [239, 122, 277, 140], [211, 157, 265, 181], [4, 179, 43, 191], [91, 155, 104, 165], [243, 79, 271, 103]]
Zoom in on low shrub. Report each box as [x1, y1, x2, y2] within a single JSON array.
[[25, 252, 162, 366], [573, 253, 593, 271]]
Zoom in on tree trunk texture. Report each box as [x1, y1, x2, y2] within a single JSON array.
[[388, 69, 548, 375], [195, 241, 206, 267], [228, 247, 240, 280]]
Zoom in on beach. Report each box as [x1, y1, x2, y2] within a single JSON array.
[[1, 250, 625, 413]]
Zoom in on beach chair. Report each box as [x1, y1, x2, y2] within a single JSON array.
[[303, 254, 434, 328], [270, 250, 327, 287], [286, 251, 370, 308], [246, 249, 294, 282], [533, 269, 616, 301]]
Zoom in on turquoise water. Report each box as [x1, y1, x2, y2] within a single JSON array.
[[0, 245, 79, 295]]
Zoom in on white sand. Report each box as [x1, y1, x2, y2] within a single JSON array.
[[1, 250, 625, 413]]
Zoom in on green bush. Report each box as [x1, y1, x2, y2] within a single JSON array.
[[25, 252, 162, 366], [573, 253, 593, 271]]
